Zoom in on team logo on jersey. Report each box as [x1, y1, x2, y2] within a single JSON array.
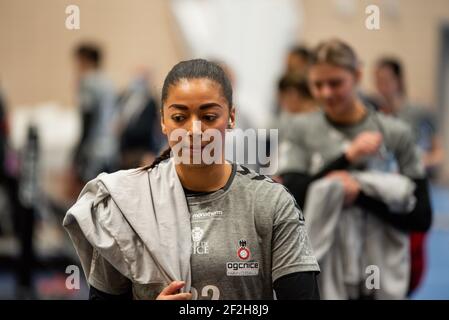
[[192, 227, 204, 242], [237, 240, 250, 260], [226, 240, 259, 276], [192, 226, 209, 255]]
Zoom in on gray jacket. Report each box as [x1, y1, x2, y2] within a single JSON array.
[[304, 172, 416, 299], [63, 159, 192, 293]]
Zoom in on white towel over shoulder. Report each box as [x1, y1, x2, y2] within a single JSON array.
[[63, 158, 192, 292]]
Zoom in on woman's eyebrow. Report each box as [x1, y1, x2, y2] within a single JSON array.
[[168, 104, 189, 110], [168, 103, 223, 110], [199, 103, 223, 110]]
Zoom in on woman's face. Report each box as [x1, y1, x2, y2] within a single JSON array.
[[279, 89, 303, 114], [375, 66, 400, 98], [161, 78, 234, 165], [308, 63, 359, 118]]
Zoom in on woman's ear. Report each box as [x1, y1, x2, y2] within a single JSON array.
[[228, 107, 236, 129], [354, 68, 362, 85], [161, 117, 167, 135]]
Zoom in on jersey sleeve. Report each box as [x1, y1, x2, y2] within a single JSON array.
[[271, 187, 320, 282], [87, 248, 132, 295], [394, 123, 426, 178]]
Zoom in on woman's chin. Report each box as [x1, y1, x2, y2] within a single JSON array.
[[324, 104, 348, 118], [174, 155, 219, 168]]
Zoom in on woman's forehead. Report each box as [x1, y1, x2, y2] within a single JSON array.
[[309, 63, 354, 79], [165, 78, 227, 105]]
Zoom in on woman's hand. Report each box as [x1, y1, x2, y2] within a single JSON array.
[[326, 171, 361, 207], [345, 132, 383, 163], [156, 281, 192, 300]]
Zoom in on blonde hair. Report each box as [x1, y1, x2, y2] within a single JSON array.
[[311, 39, 359, 73]]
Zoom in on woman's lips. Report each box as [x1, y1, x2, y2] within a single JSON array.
[[190, 146, 204, 153], [182, 143, 210, 153]]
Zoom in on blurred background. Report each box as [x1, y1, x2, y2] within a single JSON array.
[[0, 0, 448, 299]]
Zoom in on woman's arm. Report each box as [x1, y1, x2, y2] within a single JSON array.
[[355, 177, 432, 232], [273, 271, 320, 300], [270, 186, 321, 299], [89, 286, 133, 300], [281, 153, 351, 207], [322, 170, 432, 232], [280, 132, 393, 209], [86, 250, 133, 299]]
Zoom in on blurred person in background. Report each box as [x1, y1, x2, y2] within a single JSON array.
[[266, 46, 314, 175], [0, 89, 37, 299], [115, 68, 164, 169], [273, 45, 314, 126], [373, 57, 443, 295], [269, 70, 318, 183], [285, 45, 312, 75], [71, 43, 119, 185], [277, 72, 318, 117], [278, 39, 432, 299], [271, 72, 318, 158], [0, 89, 8, 180], [374, 58, 444, 179]]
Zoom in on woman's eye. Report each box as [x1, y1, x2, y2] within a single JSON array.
[[171, 115, 186, 122], [203, 115, 218, 122], [313, 82, 322, 90], [329, 79, 343, 88]]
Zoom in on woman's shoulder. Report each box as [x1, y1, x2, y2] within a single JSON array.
[[287, 110, 324, 128], [374, 112, 411, 136], [281, 110, 326, 142], [372, 112, 417, 152], [90, 168, 148, 187], [74, 168, 150, 208], [234, 164, 299, 214], [234, 164, 278, 188]]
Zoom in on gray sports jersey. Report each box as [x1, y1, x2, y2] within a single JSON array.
[[278, 109, 425, 178], [87, 163, 320, 300], [187, 164, 319, 300]]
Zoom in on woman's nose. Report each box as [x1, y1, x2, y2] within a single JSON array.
[[186, 118, 203, 136], [320, 85, 333, 98]]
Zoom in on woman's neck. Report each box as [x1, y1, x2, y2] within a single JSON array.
[[327, 99, 367, 126], [294, 99, 318, 114], [383, 94, 405, 115], [175, 162, 233, 192]]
